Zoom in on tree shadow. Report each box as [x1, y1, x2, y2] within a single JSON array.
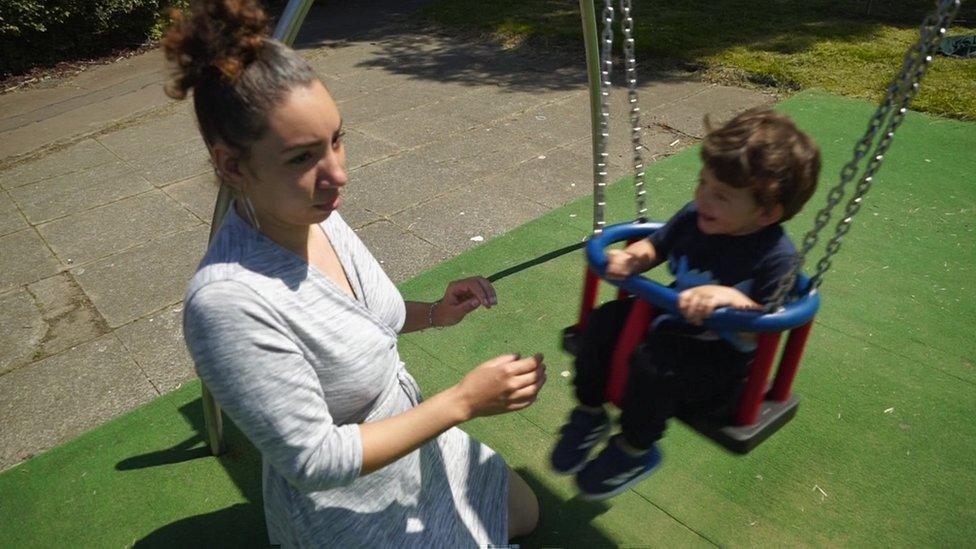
[[283, 0, 974, 96]]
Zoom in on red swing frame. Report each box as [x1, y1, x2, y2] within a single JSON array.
[[573, 265, 814, 452]]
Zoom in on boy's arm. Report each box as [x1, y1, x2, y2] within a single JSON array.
[[605, 239, 662, 280], [677, 285, 762, 325]]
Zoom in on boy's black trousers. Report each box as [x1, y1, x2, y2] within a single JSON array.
[[573, 298, 754, 450]]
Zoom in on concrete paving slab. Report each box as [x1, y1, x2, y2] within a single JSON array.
[[161, 173, 218, 223], [0, 289, 45, 375], [355, 96, 481, 149], [0, 69, 164, 135], [135, 148, 212, 187], [307, 42, 397, 79], [36, 190, 202, 266], [492, 94, 593, 153], [342, 129, 399, 171], [492, 146, 594, 209], [318, 73, 375, 105], [0, 79, 171, 160], [335, 197, 381, 230], [624, 75, 711, 113], [456, 89, 561, 126], [96, 110, 197, 161], [0, 229, 62, 294], [0, 139, 116, 189], [392, 181, 551, 257], [26, 273, 109, 364], [0, 85, 87, 128], [70, 49, 167, 93], [72, 227, 209, 328], [97, 113, 211, 186], [649, 84, 775, 139], [8, 160, 154, 224], [0, 192, 29, 237], [421, 125, 542, 183], [328, 65, 416, 95], [354, 220, 448, 284], [338, 83, 446, 127], [115, 305, 195, 394], [347, 148, 466, 217], [0, 334, 158, 471]]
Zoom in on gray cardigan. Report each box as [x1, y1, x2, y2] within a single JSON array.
[[183, 207, 508, 547]]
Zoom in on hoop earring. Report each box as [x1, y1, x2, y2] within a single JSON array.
[[241, 193, 261, 230]]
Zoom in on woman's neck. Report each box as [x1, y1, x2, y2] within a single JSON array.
[[236, 201, 313, 259]]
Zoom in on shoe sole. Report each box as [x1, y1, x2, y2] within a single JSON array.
[[576, 456, 662, 501], [550, 422, 611, 476]]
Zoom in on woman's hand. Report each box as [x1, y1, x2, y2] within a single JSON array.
[[432, 276, 497, 327], [453, 354, 547, 419]]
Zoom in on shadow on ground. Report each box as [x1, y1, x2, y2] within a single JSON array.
[[121, 399, 618, 547], [121, 401, 265, 548]]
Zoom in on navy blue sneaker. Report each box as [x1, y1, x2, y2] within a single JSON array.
[[550, 407, 610, 475], [576, 435, 662, 500]]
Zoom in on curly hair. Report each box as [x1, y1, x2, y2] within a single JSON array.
[[162, 0, 317, 155], [701, 108, 821, 222]]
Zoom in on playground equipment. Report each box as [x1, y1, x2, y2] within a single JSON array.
[[564, 0, 962, 453]]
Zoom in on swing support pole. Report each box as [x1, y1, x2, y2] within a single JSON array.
[[572, 0, 605, 332], [200, 0, 316, 456]]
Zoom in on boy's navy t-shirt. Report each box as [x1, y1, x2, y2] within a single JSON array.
[[648, 203, 797, 349]]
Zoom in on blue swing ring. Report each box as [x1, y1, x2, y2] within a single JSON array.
[[586, 221, 821, 332]]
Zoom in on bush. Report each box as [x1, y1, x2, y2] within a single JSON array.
[[0, 0, 176, 76]]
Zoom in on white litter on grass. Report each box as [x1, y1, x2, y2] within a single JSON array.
[[570, 183, 576, 187], [669, 139, 680, 147], [535, 115, 547, 121], [755, 473, 764, 481], [569, 214, 577, 218], [884, 407, 895, 414], [813, 485, 828, 502], [470, 236, 484, 242], [560, 370, 570, 378]]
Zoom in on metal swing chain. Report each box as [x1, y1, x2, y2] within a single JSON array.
[[593, 0, 616, 234], [766, 0, 961, 309], [619, 0, 648, 222]]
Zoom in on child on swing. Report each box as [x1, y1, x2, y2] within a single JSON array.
[[551, 108, 821, 500]]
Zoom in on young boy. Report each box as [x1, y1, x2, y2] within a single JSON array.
[[551, 108, 821, 500]]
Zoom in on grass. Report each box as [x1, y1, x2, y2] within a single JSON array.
[[418, 0, 976, 120]]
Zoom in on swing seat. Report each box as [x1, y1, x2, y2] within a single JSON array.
[[562, 221, 820, 454]]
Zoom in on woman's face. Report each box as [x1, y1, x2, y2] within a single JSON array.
[[234, 80, 348, 229]]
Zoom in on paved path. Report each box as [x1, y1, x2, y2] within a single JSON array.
[[0, 0, 774, 471]]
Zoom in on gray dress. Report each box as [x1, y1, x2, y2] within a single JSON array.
[[183, 207, 508, 547]]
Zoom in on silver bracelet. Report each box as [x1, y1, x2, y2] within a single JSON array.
[[427, 300, 440, 329]]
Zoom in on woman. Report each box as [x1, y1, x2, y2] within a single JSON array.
[[166, 0, 546, 545]]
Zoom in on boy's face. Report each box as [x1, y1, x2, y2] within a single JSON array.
[[694, 166, 782, 236]]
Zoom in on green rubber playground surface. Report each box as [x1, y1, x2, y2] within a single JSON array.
[[1, 90, 973, 547]]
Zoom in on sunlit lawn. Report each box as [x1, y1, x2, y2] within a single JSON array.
[[420, 0, 976, 120]]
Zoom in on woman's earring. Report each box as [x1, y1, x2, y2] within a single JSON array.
[[241, 193, 261, 230]]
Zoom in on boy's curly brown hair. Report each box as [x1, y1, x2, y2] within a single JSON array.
[[701, 108, 821, 222]]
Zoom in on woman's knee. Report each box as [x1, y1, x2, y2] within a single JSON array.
[[507, 469, 539, 540]]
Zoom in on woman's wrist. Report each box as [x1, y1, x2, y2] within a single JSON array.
[[427, 300, 441, 328], [440, 384, 474, 423]]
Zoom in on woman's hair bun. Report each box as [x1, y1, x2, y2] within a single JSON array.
[[162, 0, 270, 99]]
